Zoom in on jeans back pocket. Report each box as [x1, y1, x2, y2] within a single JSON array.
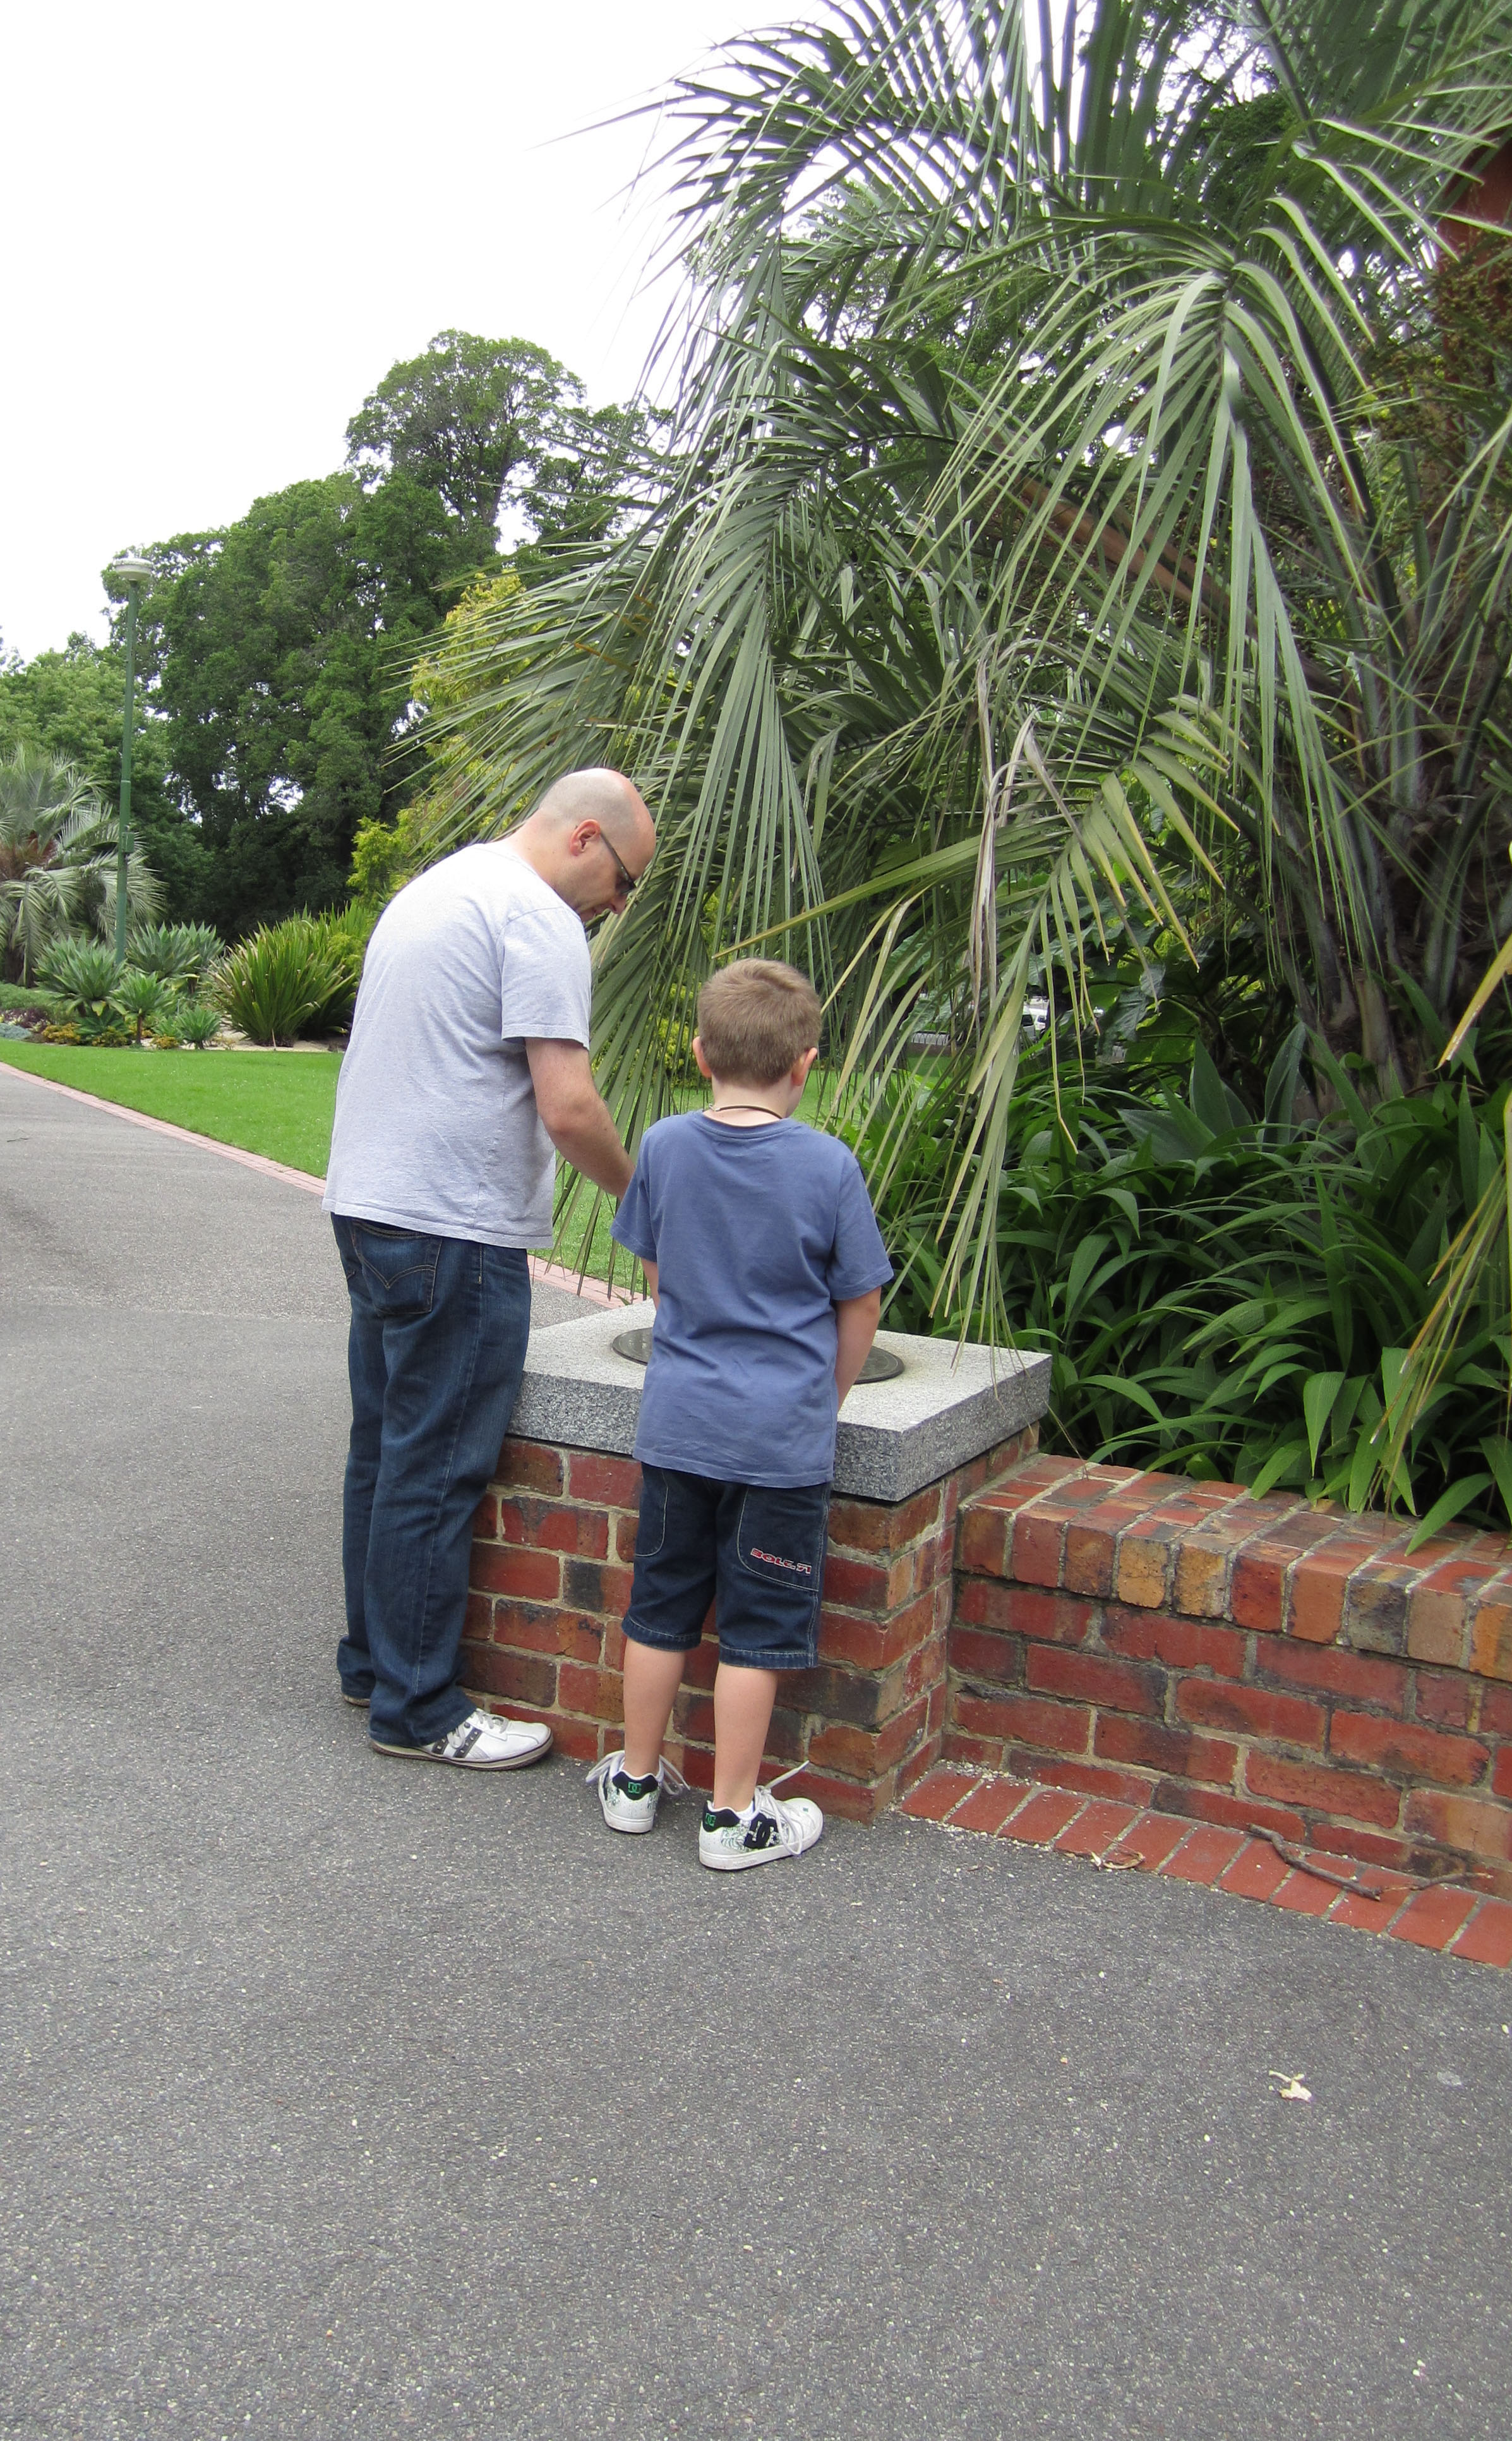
[[347, 1221, 440, 1319]]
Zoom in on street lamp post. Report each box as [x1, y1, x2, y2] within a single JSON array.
[[108, 555, 153, 963]]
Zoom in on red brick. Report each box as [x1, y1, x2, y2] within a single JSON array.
[[493, 1439, 565, 1495], [1060, 1519, 1119, 1598], [1330, 1712, 1490, 1787], [602, 1623, 627, 1670], [1218, 1838, 1294, 1903], [1482, 1684, 1512, 1737], [463, 1648, 557, 1708], [1449, 1897, 1512, 1967], [561, 1558, 635, 1617], [969, 1455, 1084, 1508], [557, 1661, 627, 1723], [1269, 1865, 1338, 1916], [829, 1485, 942, 1555], [1308, 1821, 1420, 1872], [1415, 1672, 1472, 1730], [488, 1601, 603, 1662], [1230, 1543, 1290, 1632], [1152, 1782, 1305, 1841], [941, 1728, 1004, 1771], [1287, 1539, 1379, 1643], [566, 1451, 642, 1507], [1055, 1798, 1143, 1857], [783, 1766, 884, 1822], [496, 1497, 610, 1559], [997, 1788, 1086, 1845], [469, 1545, 561, 1601], [952, 1776, 1033, 1834], [827, 1594, 939, 1672], [1387, 1885, 1480, 1950], [1470, 1589, 1512, 1680], [1100, 1811, 1190, 1870], [1344, 1563, 1424, 1656], [1160, 1824, 1246, 1885], [1009, 1510, 1069, 1588], [463, 1591, 493, 1640], [1011, 1754, 1156, 1809], [902, 1768, 975, 1824], [1101, 1608, 1246, 1679], [897, 1740, 946, 1803], [1494, 1748, 1512, 1801], [1177, 1680, 1326, 1749], [679, 1635, 718, 1689], [1112, 1521, 1177, 1609], [1244, 1751, 1401, 1828], [1403, 1789, 1512, 1863], [1095, 1715, 1239, 1787], [948, 1624, 1022, 1688], [1026, 1644, 1163, 1716], [544, 1716, 601, 1764], [807, 1694, 930, 1780], [823, 1551, 911, 1615], [953, 1689, 1091, 1754], [1329, 1875, 1417, 1932], [473, 1492, 498, 1540], [615, 1512, 639, 1562], [952, 1580, 1093, 1643], [1261, 1642, 1407, 1710], [957, 1505, 1011, 1577]]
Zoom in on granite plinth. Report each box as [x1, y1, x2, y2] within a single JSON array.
[[510, 1302, 1051, 1502]]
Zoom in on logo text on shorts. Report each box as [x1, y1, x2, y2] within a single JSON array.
[[750, 1546, 812, 1575]]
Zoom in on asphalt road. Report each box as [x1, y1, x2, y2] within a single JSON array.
[[3, 1062, 1510, 2441]]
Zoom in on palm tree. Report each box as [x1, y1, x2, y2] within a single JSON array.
[[0, 745, 160, 983], [415, 0, 1511, 1330]]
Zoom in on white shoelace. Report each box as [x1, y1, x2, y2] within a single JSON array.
[[585, 1751, 690, 1799], [747, 1764, 813, 1855]]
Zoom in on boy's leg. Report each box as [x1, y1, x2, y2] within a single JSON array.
[[711, 1665, 779, 1813], [622, 1641, 688, 1778]]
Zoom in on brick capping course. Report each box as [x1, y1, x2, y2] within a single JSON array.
[[949, 1455, 1512, 1895], [900, 1763, 1512, 1969]]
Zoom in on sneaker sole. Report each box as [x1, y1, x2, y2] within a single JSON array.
[[341, 1692, 371, 1708], [600, 1807, 657, 1834], [699, 1840, 817, 1871], [369, 1732, 553, 1771]]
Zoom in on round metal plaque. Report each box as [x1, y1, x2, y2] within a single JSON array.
[[610, 1327, 903, 1383]]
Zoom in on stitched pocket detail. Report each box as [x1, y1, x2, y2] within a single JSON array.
[[635, 1468, 669, 1563], [351, 1224, 440, 1318], [735, 1486, 829, 1591]]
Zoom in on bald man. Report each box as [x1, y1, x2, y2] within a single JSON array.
[[323, 769, 656, 1766]]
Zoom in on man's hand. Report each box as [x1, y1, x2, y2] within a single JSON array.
[[526, 1039, 633, 1198], [835, 1288, 883, 1407]]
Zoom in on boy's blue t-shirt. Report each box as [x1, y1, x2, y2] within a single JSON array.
[[610, 1112, 893, 1488]]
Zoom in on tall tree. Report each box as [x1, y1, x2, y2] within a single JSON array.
[[345, 330, 580, 544]]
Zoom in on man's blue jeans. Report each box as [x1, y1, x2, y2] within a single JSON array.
[[332, 1216, 532, 1750]]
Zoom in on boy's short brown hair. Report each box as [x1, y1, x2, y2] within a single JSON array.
[[695, 959, 822, 1087]]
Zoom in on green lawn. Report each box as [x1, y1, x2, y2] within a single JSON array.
[[0, 1044, 342, 1178]]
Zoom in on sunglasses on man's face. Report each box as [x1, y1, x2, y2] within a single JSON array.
[[602, 836, 638, 897]]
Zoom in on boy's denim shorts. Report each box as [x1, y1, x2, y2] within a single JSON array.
[[623, 1466, 831, 1670]]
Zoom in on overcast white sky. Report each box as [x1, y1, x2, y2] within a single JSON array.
[[1, 0, 759, 661]]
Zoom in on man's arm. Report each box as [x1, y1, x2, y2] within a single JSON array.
[[834, 1288, 883, 1406], [526, 1039, 633, 1198]]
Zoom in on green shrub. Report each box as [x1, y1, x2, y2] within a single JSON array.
[[128, 922, 224, 989], [175, 1000, 223, 1049], [870, 1030, 1511, 1536], [210, 922, 344, 1046], [36, 937, 121, 1022], [111, 969, 167, 1045]]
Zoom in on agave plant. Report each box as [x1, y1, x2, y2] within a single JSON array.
[[110, 968, 167, 1047], [36, 936, 123, 1021], [407, 0, 1511, 1341], [127, 922, 224, 989], [210, 922, 344, 1046]]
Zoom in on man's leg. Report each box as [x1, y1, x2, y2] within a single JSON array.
[[339, 1224, 532, 1750], [333, 1216, 384, 1702]]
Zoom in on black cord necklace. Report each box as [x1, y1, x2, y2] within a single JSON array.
[[706, 1104, 784, 1121]]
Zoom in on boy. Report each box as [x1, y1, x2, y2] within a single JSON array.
[[589, 958, 892, 1869]]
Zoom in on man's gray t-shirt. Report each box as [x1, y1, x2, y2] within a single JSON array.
[[323, 843, 591, 1248]]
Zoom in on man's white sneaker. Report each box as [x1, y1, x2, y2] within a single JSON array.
[[698, 1775, 824, 1871], [371, 1708, 553, 1769], [586, 1749, 688, 1833]]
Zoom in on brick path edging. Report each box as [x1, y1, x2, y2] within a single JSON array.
[[902, 1764, 1512, 1968]]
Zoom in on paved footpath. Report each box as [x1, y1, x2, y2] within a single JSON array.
[[3, 1061, 1510, 2441]]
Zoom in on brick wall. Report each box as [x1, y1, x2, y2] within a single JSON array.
[[949, 1456, 1512, 1895], [462, 1428, 1038, 1821]]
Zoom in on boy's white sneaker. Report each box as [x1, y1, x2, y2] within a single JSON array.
[[586, 1749, 688, 1834], [371, 1707, 552, 1769], [699, 1775, 824, 1871]]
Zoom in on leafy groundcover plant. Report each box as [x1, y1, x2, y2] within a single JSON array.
[[871, 1025, 1511, 1543]]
